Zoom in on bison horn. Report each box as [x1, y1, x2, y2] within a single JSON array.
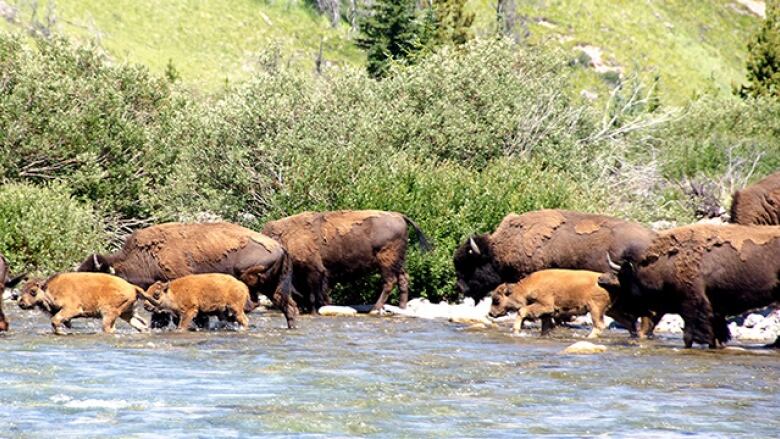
[[606, 252, 622, 272], [92, 254, 100, 269], [469, 237, 481, 255]]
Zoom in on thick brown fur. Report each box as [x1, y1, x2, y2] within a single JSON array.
[[730, 171, 780, 225], [453, 210, 656, 309], [489, 270, 613, 338], [77, 222, 298, 329], [16, 273, 147, 334], [262, 210, 431, 312], [0, 253, 26, 331], [606, 224, 780, 348], [139, 274, 250, 331]]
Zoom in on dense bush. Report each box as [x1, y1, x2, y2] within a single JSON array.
[[3, 33, 777, 305], [0, 34, 182, 219], [0, 183, 106, 274]]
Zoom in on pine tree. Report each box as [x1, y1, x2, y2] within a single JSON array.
[[740, 0, 780, 98], [357, 0, 422, 78], [433, 0, 474, 46]]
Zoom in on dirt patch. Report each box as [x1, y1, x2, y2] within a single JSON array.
[[574, 45, 623, 75], [734, 0, 766, 17]]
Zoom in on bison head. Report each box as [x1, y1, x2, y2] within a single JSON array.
[[488, 283, 521, 318], [598, 253, 645, 315], [17, 279, 45, 310], [77, 253, 115, 274], [142, 281, 171, 307], [453, 234, 502, 301]]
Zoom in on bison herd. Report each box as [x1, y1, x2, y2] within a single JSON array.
[[1, 172, 779, 349]]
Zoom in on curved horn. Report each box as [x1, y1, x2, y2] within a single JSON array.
[[92, 254, 100, 269], [606, 252, 621, 272], [469, 237, 481, 255]]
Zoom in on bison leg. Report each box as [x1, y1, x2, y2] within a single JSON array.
[[679, 286, 715, 348], [234, 309, 249, 330], [120, 307, 148, 332], [371, 274, 398, 313], [638, 313, 664, 339], [305, 271, 327, 314], [270, 284, 298, 330], [51, 308, 80, 335], [177, 309, 197, 332], [150, 312, 174, 329], [397, 270, 410, 309], [513, 308, 528, 334], [193, 313, 211, 329], [101, 310, 120, 334], [540, 315, 555, 336], [587, 301, 607, 339]]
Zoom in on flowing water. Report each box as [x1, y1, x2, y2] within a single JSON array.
[[0, 305, 778, 438]]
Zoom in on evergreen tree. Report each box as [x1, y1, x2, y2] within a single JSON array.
[[357, 0, 422, 78], [432, 0, 474, 46], [740, 0, 780, 98]]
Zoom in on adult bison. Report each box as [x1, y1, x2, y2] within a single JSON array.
[[0, 253, 26, 331], [730, 171, 780, 225], [454, 210, 655, 300], [261, 210, 431, 313], [599, 224, 780, 348], [77, 222, 298, 329]]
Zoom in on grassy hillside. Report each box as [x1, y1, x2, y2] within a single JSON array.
[[18, 0, 364, 89], [0, 0, 761, 99], [468, 0, 760, 105]]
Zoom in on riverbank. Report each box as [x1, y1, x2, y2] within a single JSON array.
[[376, 298, 780, 343]]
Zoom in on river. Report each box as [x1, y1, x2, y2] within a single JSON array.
[[0, 306, 778, 438]]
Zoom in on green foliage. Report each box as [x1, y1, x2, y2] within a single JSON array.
[[357, 0, 426, 78], [432, 0, 474, 46], [0, 182, 106, 274], [649, 95, 780, 180], [739, 0, 780, 98], [0, 34, 182, 219]]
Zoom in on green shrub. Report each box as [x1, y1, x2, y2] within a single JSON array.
[[0, 182, 106, 274], [0, 34, 183, 219]]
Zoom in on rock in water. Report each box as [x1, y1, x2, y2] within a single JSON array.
[[562, 341, 607, 354], [318, 306, 358, 317]]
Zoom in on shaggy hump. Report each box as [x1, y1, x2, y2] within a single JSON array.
[[129, 222, 281, 278], [730, 171, 780, 225]]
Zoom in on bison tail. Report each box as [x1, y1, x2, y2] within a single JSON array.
[[402, 215, 433, 253]]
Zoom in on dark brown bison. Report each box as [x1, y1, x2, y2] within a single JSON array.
[[453, 210, 655, 335], [0, 253, 26, 331], [262, 210, 431, 313], [77, 222, 298, 329], [730, 171, 780, 225], [598, 224, 780, 348]]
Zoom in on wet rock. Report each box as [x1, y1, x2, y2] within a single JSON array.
[[449, 316, 492, 325], [383, 297, 491, 321], [654, 314, 684, 334], [318, 306, 358, 317], [562, 341, 607, 354], [463, 323, 489, 331]]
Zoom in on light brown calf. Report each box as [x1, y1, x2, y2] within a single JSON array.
[[139, 273, 250, 331], [488, 269, 611, 338], [17, 273, 147, 334]]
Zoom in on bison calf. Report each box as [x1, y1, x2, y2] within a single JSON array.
[[139, 274, 250, 331], [488, 270, 612, 338], [16, 273, 147, 334]]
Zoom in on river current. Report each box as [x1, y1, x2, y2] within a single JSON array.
[[0, 305, 778, 438]]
